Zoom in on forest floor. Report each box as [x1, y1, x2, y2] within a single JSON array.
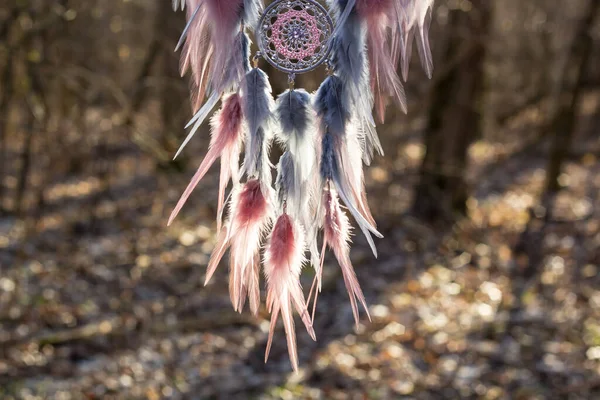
[[1, 108, 600, 399]]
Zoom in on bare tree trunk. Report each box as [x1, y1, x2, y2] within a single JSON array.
[[15, 104, 36, 216], [15, 6, 48, 217], [544, 0, 600, 195], [0, 7, 19, 214], [0, 56, 14, 214], [413, 1, 491, 222]]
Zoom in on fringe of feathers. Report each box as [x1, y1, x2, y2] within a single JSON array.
[[169, 0, 434, 371]]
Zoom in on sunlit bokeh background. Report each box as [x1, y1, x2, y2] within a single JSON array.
[[1, 0, 599, 398]]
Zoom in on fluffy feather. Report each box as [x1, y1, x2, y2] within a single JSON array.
[[243, 68, 274, 140], [242, 68, 275, 187], [357, 0, 434, 80], [205, 0, 245, 85], [361, 1, 407, 122], [276, 153, 322, 289], [168, 93, 244, 228], [174, 0, 250, 159], [276, 90, 312, 144], [339, 116, 377, 228], [178, 0, 245, 88], [274, 89, 322, 295], [328, 0, 357, 43], [206, 179, 274, 315], [315, 76, 382, 257], [243, 0, 263, 29], [179, 1, 209, 97], [275, 152, 297, 211], [175, 32, 250, 159], [328, 0, 383, 161], [320, 187, 371, 328], [274, 90, 316, 217], [264, 213, 316, 371]]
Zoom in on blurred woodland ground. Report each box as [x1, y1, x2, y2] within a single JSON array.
[[1, 0, 600, 399]]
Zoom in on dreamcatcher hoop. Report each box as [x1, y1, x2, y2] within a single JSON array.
[[171, 0, 435, 372], [257, 0, 334, 74]]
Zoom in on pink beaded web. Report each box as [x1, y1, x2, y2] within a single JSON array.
[[257, 0, 333, 74], [271, 10, 321, 60]]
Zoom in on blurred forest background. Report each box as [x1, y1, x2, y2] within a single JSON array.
[[1, 0, 600, 398]]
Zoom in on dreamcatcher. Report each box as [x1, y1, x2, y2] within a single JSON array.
[[169, 0, 434, 370]]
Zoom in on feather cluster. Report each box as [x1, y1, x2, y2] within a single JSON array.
[[263, 88, 319, 370], [264, 214, 316, 370], [169, 0, 434, 372], [241, 68, 275, 188], [207, 179, 274, 314], [310, 75, 381, 328], [168, 93, 244, 230], [331, 0, 435, 123], [174, 0, 253, 158]]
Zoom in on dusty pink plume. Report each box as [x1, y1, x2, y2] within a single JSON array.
[[205, 0, 245, 85], [357, 0, 406, 122], [392, 0, 435, 80], [356, 0, 434, 120], [264, 213, 316, 371], [319, 187, 371, 329], [168, 93, 244, 228], [338, 123, 378, 229], [179, 1, 212, 111], [179, 0, 245, 111], [206, 179, 273, 315]]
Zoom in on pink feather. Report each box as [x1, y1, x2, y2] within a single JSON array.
[[321, 187, 371, 328], [205, 0, 245, 84], [179, 0, 245, 112], [357, 0, 407, 122], [356, 0, 434, 118], [180, 3, 212, 110], [339, 122, 378, 229], [168, 93, 244, 227], [356, 0, 394, 17], [264, 214, 316, 371], [393, 0, 435, 79], [206, 179, 274, 315]]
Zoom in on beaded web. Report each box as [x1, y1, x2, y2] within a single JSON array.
[[257, 0, 333, 74]]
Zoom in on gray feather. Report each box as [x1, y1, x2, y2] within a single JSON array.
[[320, 130, 382, 257], [330, 6, 382, 161], [243, 68, 273, 138], [211, 31, 250, 94], [241, 32, 251, 73], [243, 0, 263, 30], [327, 0, 357, 47], [275, 89, 317, 228], [331, 9, 366, 86], [315, 76, 350, 138], [319, 132, 337, 182], [276, 89, 311, 140], [333, 172, 381, 258], [275, 151, 295, 205], [244, 126, 266, 179], [242, 68, 274, 184]]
